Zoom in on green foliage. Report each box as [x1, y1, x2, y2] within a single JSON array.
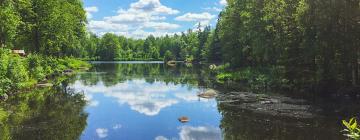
[[163, 50, 174, 62], [0, 0, 21, 48], [27, 54, 45, 80], [212, 0, 360, 91], [0, 48, 89, 95], [0, 0, 86, 56], [6, 55, 29, 90], [343, 118, 360, 140], [98, 33, 121, 60]]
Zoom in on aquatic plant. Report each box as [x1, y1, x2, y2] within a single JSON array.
[[342, 118, 360, 140]]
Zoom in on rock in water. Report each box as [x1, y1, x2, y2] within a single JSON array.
[[178, 116, 189, 123], [198, 89, 218, 99], [166, 61, 176, 66]]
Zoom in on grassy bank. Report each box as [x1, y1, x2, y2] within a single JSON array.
[[0, 48, 90, 97]]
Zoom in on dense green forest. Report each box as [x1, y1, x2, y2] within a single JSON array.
[[216, 0, 360, 92], [0, 0, 359, 94]]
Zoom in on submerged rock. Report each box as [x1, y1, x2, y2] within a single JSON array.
[[178, 116, 189, 123], [198, 89, 218, 99]]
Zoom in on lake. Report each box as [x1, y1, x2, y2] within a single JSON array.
[[0, 61, 359, 140]]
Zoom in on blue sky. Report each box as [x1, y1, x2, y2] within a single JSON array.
[[83, 0, 227, 38]]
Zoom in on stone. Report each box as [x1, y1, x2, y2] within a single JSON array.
[[198, 89, 218, 99], [178, 116, 189, 123]]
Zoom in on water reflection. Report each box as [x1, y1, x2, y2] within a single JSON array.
[[156, 125, 222, 140], [0, 84, 88, 140], [1, 62, 358, 140], [72, 62, 221, 140], [72, 79, 206, 116]]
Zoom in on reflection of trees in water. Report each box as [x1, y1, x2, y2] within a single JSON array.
[[77, 63, 217, 89], [217, 102, 347, 140], [0, 85, 88, 140]]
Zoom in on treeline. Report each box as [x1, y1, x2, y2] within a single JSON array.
[[83, 25, 211, 61], [213, 0, 360, 90]]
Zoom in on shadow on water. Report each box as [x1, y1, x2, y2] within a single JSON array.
[[0, 79, 88, 140]]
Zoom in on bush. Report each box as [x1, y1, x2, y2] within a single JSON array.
[[27, 54, 45, 80], [6, 56, 29, 90], [0, 78, 11, 96], [0, 48, 89, 95], [163, 51, 174, 62]]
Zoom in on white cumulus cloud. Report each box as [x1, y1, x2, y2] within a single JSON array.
[[220, 0, 227, 6], [175, 12, 216, 26], [86, 0, 180, 38], [130, 0, 179, 15], [85, 6, 98, 19]]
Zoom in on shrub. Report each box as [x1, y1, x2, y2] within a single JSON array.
[[216, 72, 233, 83], [6, 56, 29, 90], [27, 54, 45, 80], [163, 50, 174, 62], [0, 78, 11, 96]]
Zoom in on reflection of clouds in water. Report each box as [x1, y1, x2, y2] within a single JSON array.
[[156, 126, 222, 140], [174, 92, 199, 102], [179, 126, 222, 140], [113, 124, 122, 130], [96, 128, 108, 138], [71, 79, 214, 116], [155, 136, 169, 140], [84, 94, 99, 107]]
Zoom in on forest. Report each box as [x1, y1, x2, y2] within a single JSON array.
[[1, 0, 359, 93]]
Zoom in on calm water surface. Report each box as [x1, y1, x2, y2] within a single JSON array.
[[73, 62, 222, 140], [0, 62, 359, 140]]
